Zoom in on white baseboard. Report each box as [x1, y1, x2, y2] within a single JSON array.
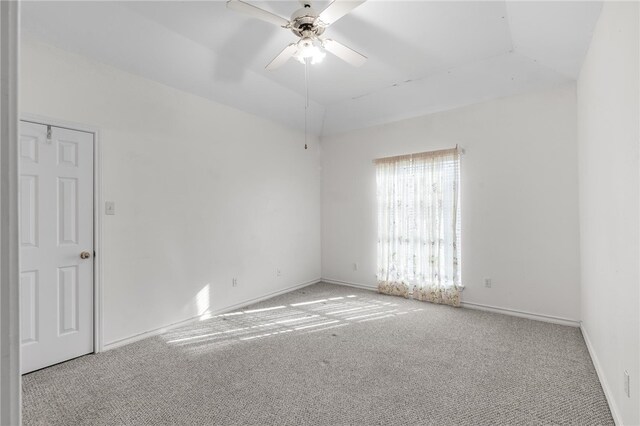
[[461, 301, 580, 327], [103, 311, 207, 351], [103, 278, 321, 351], [323, 277, 580, 327], [321, 277, 378, 292], [580, 324, 622, 425]]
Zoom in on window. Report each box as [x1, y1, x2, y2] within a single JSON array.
[[375, 148, 462, 306]]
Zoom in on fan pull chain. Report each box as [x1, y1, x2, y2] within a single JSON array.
[[304, 58, 309, 150]]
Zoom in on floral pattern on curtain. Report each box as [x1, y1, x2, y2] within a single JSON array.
[[375, 148, 462, 307]]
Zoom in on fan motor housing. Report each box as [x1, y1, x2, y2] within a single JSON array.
[[290, 6, 325, 37]]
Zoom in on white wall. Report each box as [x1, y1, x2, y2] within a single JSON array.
[[20, 40, 321, 347], [321, 85, 580, 322], [577, 2, 639, 424]]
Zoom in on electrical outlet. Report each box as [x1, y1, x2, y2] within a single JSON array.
[[276, 269, 282, 277], [105, 201, 115, 215], [484, 278, 492, 288], [232, 278, 238, 287], [624, 371, 630, 397], [353, 263, 359, 271]]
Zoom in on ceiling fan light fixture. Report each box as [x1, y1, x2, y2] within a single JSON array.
[[295, 38, 326, 64], [295, 47, 326, 64]]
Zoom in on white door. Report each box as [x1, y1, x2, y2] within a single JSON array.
[[19, 121, 94, 374]]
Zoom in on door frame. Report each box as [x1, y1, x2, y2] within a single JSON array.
[[20, 113, 104, 354], [0, 1, 20, 423]]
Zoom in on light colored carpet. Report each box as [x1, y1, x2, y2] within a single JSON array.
[[23, 282, 613, 425]]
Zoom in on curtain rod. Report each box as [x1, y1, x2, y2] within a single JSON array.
[[372, 145, 464, 165]]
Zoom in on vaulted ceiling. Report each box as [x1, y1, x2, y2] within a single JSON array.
[[21, 1, 602, 136]]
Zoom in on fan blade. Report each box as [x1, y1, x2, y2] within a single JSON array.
[[317, 0, 366, 26], [266, 44, 299, 70], [323, 39, 367, 67], [226, 0, 290, 28]]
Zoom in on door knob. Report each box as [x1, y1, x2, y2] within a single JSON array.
[[80, 251, 91, 259]]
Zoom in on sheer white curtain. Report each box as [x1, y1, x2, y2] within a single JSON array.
[[375, 148, 462, 307]]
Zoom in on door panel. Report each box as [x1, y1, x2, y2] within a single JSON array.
[[20, 271, 39, 344], [19, 121, 94, 374], [19, 175, 38, 247]]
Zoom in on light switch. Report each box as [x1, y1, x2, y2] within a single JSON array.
[[105, 201, 115, 215]]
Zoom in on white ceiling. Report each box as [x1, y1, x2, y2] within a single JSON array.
[[21, 1, 602, 136]]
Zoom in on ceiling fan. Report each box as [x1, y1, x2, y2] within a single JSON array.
[[226, 0, 368, 70]]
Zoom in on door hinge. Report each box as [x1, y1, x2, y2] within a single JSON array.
[[46, 125, 52, 142]]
